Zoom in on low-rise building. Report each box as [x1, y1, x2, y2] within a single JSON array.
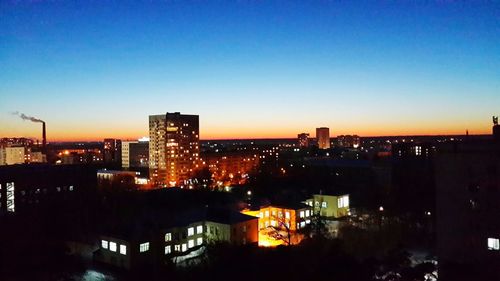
[[305, 193, 350, 218]]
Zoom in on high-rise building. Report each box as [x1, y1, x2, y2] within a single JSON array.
[[149, 112, 200, 187], [297, 133, 310, 147], [122, 138, 149, 169], [316, 127, 330, 149], [103, 138, 121, 163]]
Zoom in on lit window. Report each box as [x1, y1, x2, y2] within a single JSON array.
[[271, 220, 276, 227], [315, 201, 320, 207], [197, 237, 203, 245], [285, 212, 290, 219], [488, 238, 500, 250], [139, 242, 150, 252], [188, 239, 195, 248], [188, 227, 194, 236], [259, 212, 263, 218], [321, 202, 327, 208], [182, 243, 187, 252], [300, 221, 306, 228], [109, 242, 117, 252], [120, 245, 127, 255], [265, 211, 269, 217], [299, 211, 305, 218], [196, 225, 203, 234], [305, 210, 310, 217], [165, 233, 172, 242], [101, 240, 108, 249], [174, 244, 180, 252], [306, 219, 311, 224], [165, 245, 171, 255]]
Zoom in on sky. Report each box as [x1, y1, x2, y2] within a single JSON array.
[[1, 1, 499, 141]]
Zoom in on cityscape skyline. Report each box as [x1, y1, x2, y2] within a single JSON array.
[[2, 1, 499, 141]]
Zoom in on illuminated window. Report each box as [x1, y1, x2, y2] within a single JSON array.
[[120, 245, 127, 255], [299, 211, 305, 218], [488, 238, 500, 250], [140, 242, 150, 253], [259, 212, 263, 218], [109, 242, 117, 252], [174, 244, 180, 252], [188, 227, 194, 236], [305, 210, 310, 217], [300, 221, 306, 228], [265, 211, 269, 217], [165, 245, 171, 255], [271, 220, 276, 227], [338, 196, 349, 208], [285, 212, 290, 219], [101, 240, 109, 249], [188, 239, 195, 248], [196, 225, 203, 234], [165, 233, 172, 242], [182, 243, 187, 252], [197, 237, 203, 245], [321, 202, 327, 208]]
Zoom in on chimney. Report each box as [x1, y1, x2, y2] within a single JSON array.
[[42, 122, 46, 152]]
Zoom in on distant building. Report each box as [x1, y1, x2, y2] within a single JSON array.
[[122, 139, 149, 169], [149, 112, 200, 187], [337, 135, 360, 148], [103, 139, 121, 163], [435, 138, 500, 281], [305, 193, 350, 219], [297, 133, 310, 147], [316, 127, 330, 149], [0, 146, 25, 165]]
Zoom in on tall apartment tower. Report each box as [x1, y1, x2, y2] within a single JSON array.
[[149, 112, 200, 187], [316, 127, 330, 149]]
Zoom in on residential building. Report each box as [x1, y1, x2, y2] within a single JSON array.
[[316, 127, 330, 149], [103, 138, 121, 164], [297, 133, 310, 147], [122, 139, 149, 169], [305, 193, 350, 218], [337, 135, 360, 148], [0, 146, 26, 165], [149, 112, 200, 187], [435, 138, 500, 281]]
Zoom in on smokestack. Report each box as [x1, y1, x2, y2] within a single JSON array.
[[42, 122, 46, 151]]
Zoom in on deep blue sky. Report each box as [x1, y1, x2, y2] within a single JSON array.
[[1, 1, 499, 140]]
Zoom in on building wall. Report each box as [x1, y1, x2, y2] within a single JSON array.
[[307, 194, 350, 218], [97, 236, 133, 269], [316, 127, 330, 149], [1, 147, 26, 165], [149, 113, 200, 187], [121, 141, 137, 168]]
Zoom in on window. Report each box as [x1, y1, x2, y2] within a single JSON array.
[[305, 210, 310, 217], [165, 233, 172, 242], [321, 202, 327, 208], [197, 237, 203, 245], [285, 212, 290, 219], [270, 220, 276, 227], [488, 238, 500, 250], [174, 244, 180, 252], [259, 212, 263, 218], [188, 239, 195, 248], [109, 242, 117, 252], [188, 227, 194, 236], [120, 245, 127, 255], [182, 243, 187, 252], [299, 211, 305, 218], [165, 245, 171, 255], [265, 210, 269, 217], [139, 242, 150, 253], [300, 221, 306, 228], [101, 240, 109, 249], [196, 225, 203, 234], [315, 201, 320, 207], [338, 196, 349, 208], [242, 225, 247, 232]]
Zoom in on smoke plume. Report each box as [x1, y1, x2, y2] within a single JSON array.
[[12, 111, 44, 123]]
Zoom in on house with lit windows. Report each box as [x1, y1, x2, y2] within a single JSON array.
[[94, 207, 258, 270], [304, 193, 350, 219]]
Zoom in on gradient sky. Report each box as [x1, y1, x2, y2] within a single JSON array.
[[1, 1, 499, 141]]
